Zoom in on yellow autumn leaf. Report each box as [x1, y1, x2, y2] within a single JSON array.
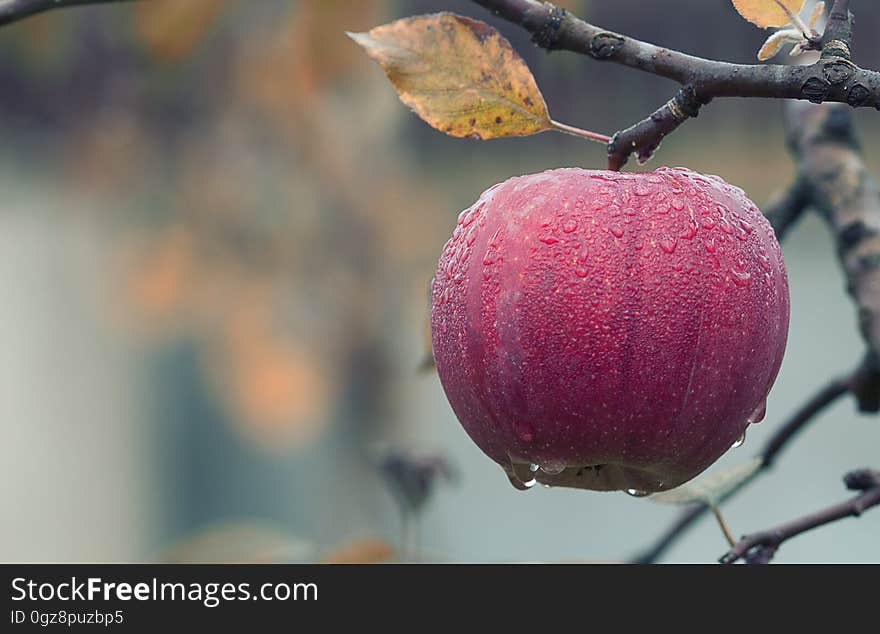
[[136, 0, 227, 61], [348, 12, 551, 140], [732, 0, 806, 28]]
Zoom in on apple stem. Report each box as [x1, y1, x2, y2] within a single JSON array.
[[711, 505, 738, 548], [549, 119, 613, 145]]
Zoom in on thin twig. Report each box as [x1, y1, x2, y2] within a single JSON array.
[[710, 505, 737, 548], [720, 469, 880, 564], [472, 0, 868, 169], [763, 178, 809, 241], [0, 0, 136, 26], [760, 373, 853, 468], [822, 0, 852, 49]]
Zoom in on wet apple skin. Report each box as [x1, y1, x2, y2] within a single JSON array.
[[431, 167, 790, 492]]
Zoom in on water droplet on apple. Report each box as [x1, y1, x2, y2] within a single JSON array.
[[730, 268, 752, 286], [719, 218, 734, 235], [540, 460, 566, 475], [748, 399, 767, 424], [562, 219, 578, 233], [659, 236, 677, 254], [609, 225, 624, 238], [507, 461, 538, 490], [507, 473, 536, 490], [626, 489, 650, 498], [680, 222, 697, 240], [731, 430, 746, 449], [708, 271, 726, 288], [539, 235, 559, 245]]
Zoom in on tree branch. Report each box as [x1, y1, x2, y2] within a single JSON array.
[[781, 101, 880, 410], [763, 178, 809, 242], [821, 0, 853, 52], [472, 0, 878, 169], [630, 371, 852, 563], [0, 0, 136, 27], [606, 86, 709, 171], [719, 468, 880, 564]]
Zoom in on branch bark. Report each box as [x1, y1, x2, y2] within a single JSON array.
[[472, 0, 877, 169], [0, 0, 136, 26], [779, 101, 880, 411], [719, 468, 880, 564], [763, 179, 809, 242]]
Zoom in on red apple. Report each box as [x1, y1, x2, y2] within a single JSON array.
[[431, 167, 789, 494]]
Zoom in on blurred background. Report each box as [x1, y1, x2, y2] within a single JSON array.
[[0, 0, 878, 563]]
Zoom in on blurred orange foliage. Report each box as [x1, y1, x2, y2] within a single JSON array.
[[213, 305, 331, 449], [135, 0, 228, 61], [12, 0, 452, 451], [322, 538, 395, 564], [131, 226, 195, 320]]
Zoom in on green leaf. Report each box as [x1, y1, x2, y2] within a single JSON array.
[[650, 457, 763, 506]]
